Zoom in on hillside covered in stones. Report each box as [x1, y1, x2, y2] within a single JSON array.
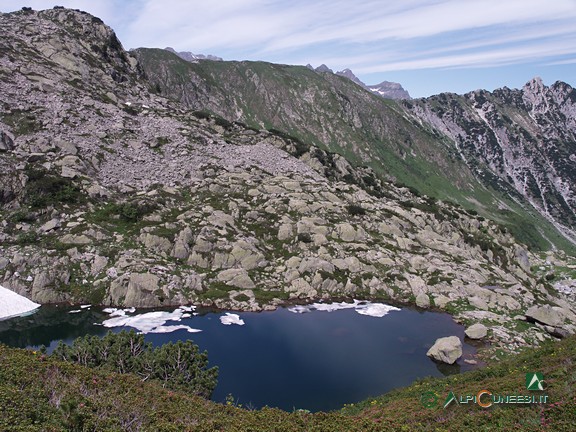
[[135, 48, 576, 253], [0, 7, 575, 352]]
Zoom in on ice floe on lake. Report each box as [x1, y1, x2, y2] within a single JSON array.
[[0, 284, 41, 321], [101, 306, 202, 334], [288, 300, 400, 317], [219, 313, 245, 326]]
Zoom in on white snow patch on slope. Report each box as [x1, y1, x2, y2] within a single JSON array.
[[369, 88, 386, 96], [0, 285, 40, 321]]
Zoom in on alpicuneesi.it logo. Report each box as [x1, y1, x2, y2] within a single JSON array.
[[526, 372, 545, 391], [421, 372, 549, 409]]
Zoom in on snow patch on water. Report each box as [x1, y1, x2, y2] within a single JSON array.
[[355, 303, 400, 317], [101, 306, 201, 334], [220, 313, 245, 326], [288, 300, 400, 317]]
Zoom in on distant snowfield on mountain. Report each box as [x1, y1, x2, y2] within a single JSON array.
[[0, 285, 40, 320]]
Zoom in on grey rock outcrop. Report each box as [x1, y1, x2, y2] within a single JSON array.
[[525, 305, 567, 327], [426, 336, 463, 364], [465, 323, 488, 339]]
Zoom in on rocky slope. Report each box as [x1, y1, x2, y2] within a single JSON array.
[[403, 79, 576, 244], [0, 8, 575, 351], [134, 49, 576, 252]]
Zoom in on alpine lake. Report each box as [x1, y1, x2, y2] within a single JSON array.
[[0, 301, 480, 412]]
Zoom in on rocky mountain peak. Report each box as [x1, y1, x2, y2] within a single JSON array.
[[523, 76, 545, 92], [315, 64, 333, 73], [165, 47, 223, 62], [335, 68, 365, 87], [367, 81, 411, 100], [0, 6, 141, 96], [334, 68, 411, 100], [520, 76, 576, 117], [405, 78, 576, 244]]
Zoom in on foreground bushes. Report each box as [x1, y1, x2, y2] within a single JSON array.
[[0, 335, 574, 430], [52, 330, 218, 398]]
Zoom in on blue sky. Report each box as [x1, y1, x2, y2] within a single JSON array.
[[2, 0, 576, 97]]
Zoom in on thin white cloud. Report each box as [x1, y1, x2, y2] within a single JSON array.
[[117, 0, 576, 74], [259, 0, 576, 52], [293, 20, 576, 73], [353, 37, 576, 73], [547, 58, 576, 66]]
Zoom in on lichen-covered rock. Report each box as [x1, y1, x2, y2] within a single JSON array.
[[426, 336, 462, 364], [139, 233, 172, 254], [39, 218, 61, 233], [525, 305, 567, 327], [216, 269, 255, 289], [465, 323, 488, 339], [125, 273, 163, 308], [415, 292, 430, 308]]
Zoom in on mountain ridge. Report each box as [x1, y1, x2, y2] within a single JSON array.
[[403, 77, 576, 244], [135, 47, 575, 251], [164, 47, 223, 62]]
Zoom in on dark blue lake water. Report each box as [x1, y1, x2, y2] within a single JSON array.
[[0, 303, 479, 412]]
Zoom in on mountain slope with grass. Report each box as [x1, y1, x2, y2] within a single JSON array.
[[134, 48, 576, 252]]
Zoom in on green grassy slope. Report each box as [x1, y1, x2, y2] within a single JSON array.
[[1, 336, 574, 431], [135, 48, 574, 253]]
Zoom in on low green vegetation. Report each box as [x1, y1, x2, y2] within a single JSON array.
[[24, 167, 85, 209], [1, 333, 574, 431], [88, 201, 156, 224], [51, 330, 218, 398]]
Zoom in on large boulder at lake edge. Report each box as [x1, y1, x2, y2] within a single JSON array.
[[426, 336, 462, 364]]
